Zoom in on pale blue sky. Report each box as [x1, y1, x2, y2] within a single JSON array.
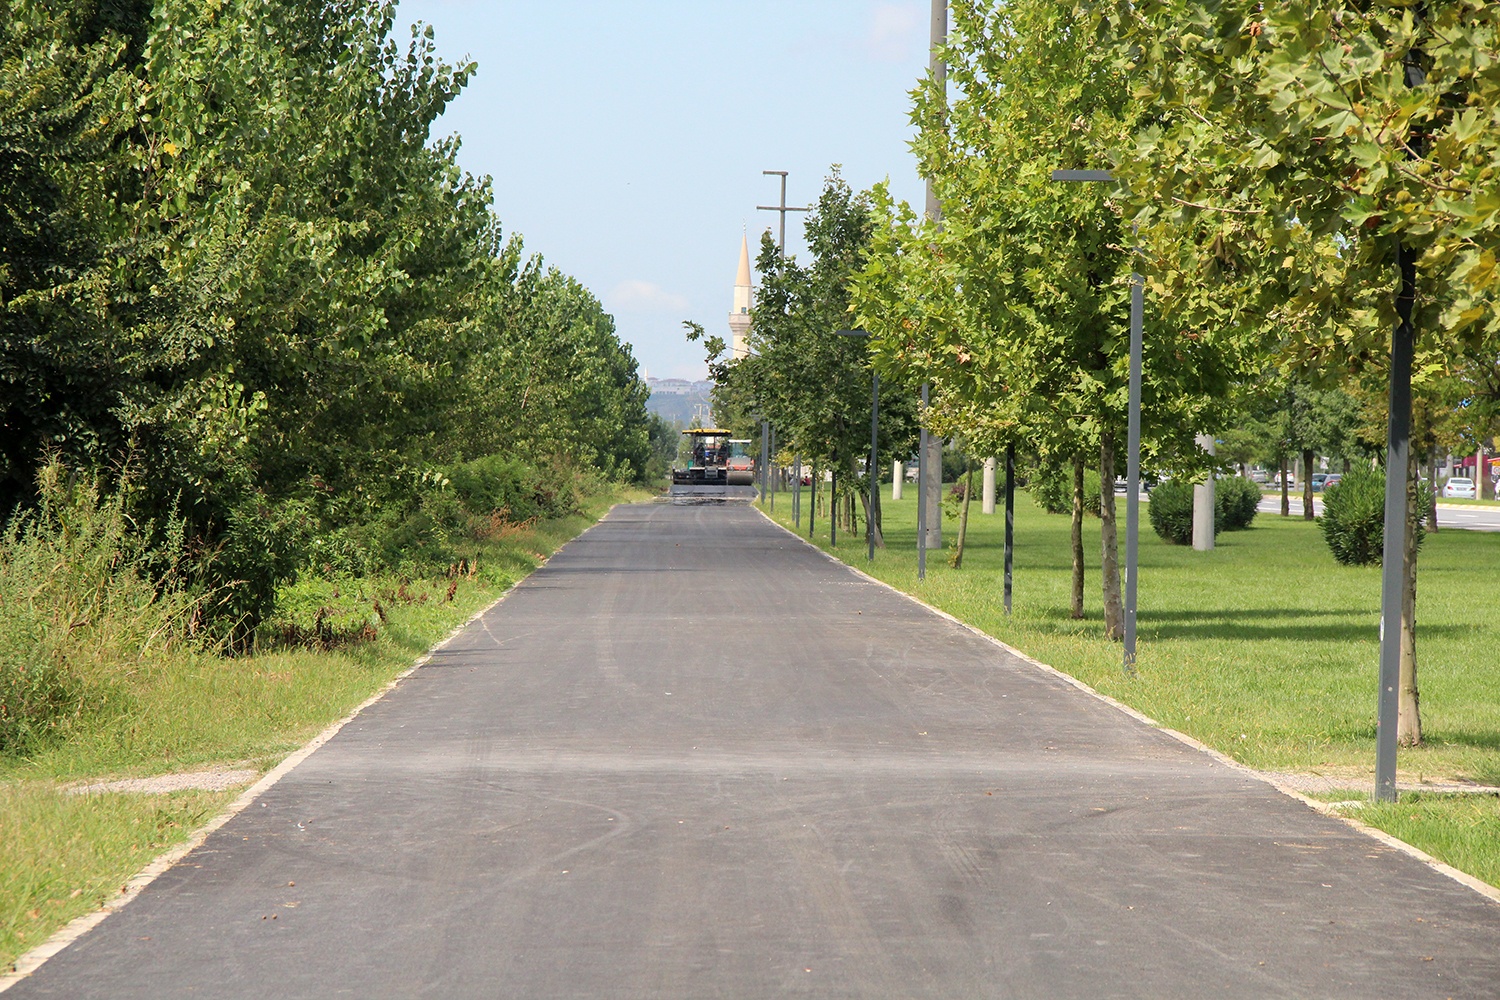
[[394, 1, 931, 380]]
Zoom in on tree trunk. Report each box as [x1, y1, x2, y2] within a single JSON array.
[[1399, 450, 1422, 746], [951, 461, 974, 568], [1071, 454, 1085, 619], [809, 460, 819, 539], [1100, 432, 1124, 641], [1426, 446, 1438, 532], [1301, 448, 1315, 519], [1280, 457, 1290, 516]]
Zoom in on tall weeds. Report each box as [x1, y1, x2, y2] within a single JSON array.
[[0, 463, 204, 755]]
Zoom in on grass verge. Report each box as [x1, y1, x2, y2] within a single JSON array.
[[766, 487, 1500, 888], [0, 486, 648, 973]]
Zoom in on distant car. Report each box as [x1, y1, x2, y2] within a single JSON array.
[[1250, 470, 1269, 484], [1310, 473, 1329, 491], [1444, 477, 1476, 499], [1321, 473, 1343, 491]]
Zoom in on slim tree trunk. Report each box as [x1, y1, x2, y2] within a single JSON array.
[[1280, 457, 1290, 516], [1426, 446, 1438, 532], [1100, 432, 1124, 641], [951, 460, 974, 568], [1302, 448, 1315, 520], [1071, 454, 1085, 619], [1399, 451, 1422, 746]]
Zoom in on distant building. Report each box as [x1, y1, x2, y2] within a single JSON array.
[[645, 377, 714, 396], [729, 233, 752, 360]]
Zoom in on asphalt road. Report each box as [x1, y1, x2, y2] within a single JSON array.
[[1256, 492, 1500, 531], [11, 502, 1500, 998]]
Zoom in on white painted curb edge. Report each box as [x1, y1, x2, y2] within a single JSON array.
[[0, 507, 617, 992], [756, 507, 1500, 908]]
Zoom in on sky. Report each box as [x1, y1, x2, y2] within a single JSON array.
[[393, 1, 933, 381]]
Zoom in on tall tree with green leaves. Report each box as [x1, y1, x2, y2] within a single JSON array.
[[692, 170, 918, 546], [853, 0, 1256, 637], [1112, 0, 1500, 744]]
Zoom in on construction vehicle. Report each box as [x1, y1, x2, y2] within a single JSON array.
[[670, 428, 757, 500]]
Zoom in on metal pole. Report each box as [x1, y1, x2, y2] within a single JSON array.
[[769, 425, 776, 512], [1375, 239, 1416, 802], [831, 463, 837, 548], [809, 460, 816, 540], [794, 454, 801, 528], [918, 383, 929, 580], [760, 421, 769, 507], [869, 369, 879, 563], [1004, 442, 1014, 615], [1124, 261, 1142, 675], [924, 0, 945, 224], [758, 171, 809, 258], [917, 0, 944, 580]]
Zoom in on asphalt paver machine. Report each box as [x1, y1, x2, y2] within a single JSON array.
[[670, 428, 757, 500]]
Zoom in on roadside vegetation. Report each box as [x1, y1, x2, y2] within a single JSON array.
[[769, 491, 1500, 889], [1, 0, 670, 972]]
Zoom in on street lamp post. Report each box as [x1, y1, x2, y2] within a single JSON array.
[[1005, 442, 1015, 614], [1050, 168, 1141, 675]]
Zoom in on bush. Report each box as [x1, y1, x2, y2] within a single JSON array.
[[1149, 479, 1202, 545], [1217, 476, 1261, 532], [1028, 463, 1101, 517], [1319, 465, 1430, 566]]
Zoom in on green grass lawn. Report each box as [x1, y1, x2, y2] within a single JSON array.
[[766, 485, 1500, 883]]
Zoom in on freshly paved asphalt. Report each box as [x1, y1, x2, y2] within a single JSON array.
[[1255, 493, 1500, 532], [13, 502, 1500, 998]]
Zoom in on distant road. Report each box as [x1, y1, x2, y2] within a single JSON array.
[[1256, 493, 1500, 532], [10, 503, 1500, 998]]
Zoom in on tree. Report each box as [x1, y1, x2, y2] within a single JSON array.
[[1112, 0, 1500, 744], [853, 0, 1256, 637], [692, 170, 919, 548], [2, 0, 653, 639]]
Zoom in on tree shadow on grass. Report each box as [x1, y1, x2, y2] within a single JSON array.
[[1138, 606, 1469, 643]]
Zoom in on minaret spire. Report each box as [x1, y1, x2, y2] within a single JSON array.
[[728, 232, 753, 359]]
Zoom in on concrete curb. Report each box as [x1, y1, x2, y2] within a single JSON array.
[[755, 506, 1500, 909], [0, 507, 617, 993]]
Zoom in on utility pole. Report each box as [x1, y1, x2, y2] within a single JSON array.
[[917, 0, 946, 563], [757, 171, 810, 257]]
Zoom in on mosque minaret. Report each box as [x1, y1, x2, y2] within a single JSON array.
[[728, 233, 752, 360]]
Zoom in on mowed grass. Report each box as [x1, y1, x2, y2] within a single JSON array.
[[767, 486, 1500, 883], [0, 489, 647, 973]]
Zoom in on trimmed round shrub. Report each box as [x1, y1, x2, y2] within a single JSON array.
[[1028, 463, 1101, 517], [1319, 465, 1430, 566], [1148, 479, 1201, 545], [1217, 476, 1261, 532]]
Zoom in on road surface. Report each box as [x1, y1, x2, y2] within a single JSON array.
[[1256, 492, 1500, 531], [9, 503, 1500, 998]]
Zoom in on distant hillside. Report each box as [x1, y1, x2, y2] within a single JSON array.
[[645, 389, 712, 427], [644, 378, 714, 427]]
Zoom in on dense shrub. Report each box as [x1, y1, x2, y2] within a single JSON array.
[[1149, 479, 1202, 545], [1217, 476, 1261, 531], [1028, 463, 1101, 517], [1149, 476, 1260, 545], [1319, 465, 1430, 566]]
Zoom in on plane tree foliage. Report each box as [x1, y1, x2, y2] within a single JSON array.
[[1, 0, 650, 635], [851, 0, 1262, 638], [1106, 0, 1500, 746]]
